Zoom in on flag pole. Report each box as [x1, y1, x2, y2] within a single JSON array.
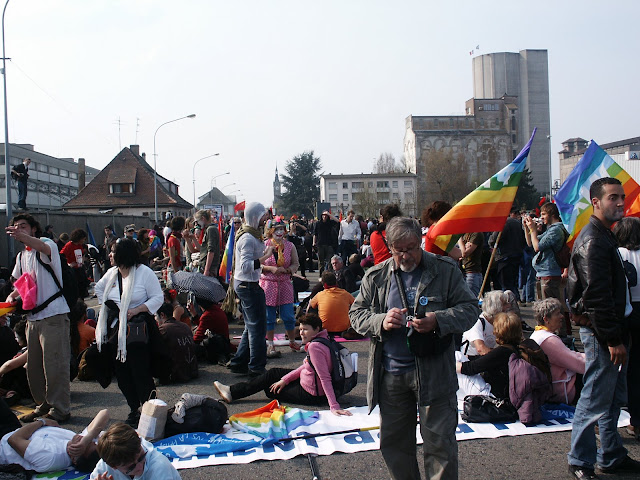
[[478, 231, 502, 299]]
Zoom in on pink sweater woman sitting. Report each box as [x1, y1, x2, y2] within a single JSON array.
[[531, 298, 585, 404], [214, 314, 352, 416]]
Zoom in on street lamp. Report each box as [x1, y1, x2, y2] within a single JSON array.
[[2, 0, 12, 262], [192, 153, 219, 212], [220, 182, 235, 191], [210, 171, 230, 188], [153, 113, 196, 222]]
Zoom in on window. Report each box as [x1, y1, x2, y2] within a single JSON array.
[[392, 193, 400, 200], [495, 118, 500, 128], [449, 118, 454, 128], [342, 182, 348, 189], [70, 172, 78, 180], [404, 180, 412, 187], [329, 193, 338, 201], [434, 118, 439, 127], [368, 181, 374, 188], [392, 181, 398, 188], [109, 183, 134, 194], [512, 134, 517, 144], [343, 194, 349, 201], [352, 181, 364, 188], [49, 166, 59, 175], [328, 182, 337, 190], [37, 163, 48, 173], [376, 181, 389, 188], [59, 169, 69, 178]]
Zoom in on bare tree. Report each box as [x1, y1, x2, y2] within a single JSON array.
[[353, 182, 379, 218], [424, 150, 473, 205], [373, 153, 401, 174]]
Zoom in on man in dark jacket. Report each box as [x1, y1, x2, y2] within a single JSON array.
[[313, 211, 339, 274], [10, 158, 31, 210], [567, 177, 640, 479], [489, 209, 526, 300]]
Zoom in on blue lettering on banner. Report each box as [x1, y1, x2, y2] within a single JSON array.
[[344, 431, 375, 445], [554, 418, 571, 425], [456, 423, 474, 434], [233, 448, 256, 456], [262, 441, 297, 454], [493, 423, 509, 430], [214, 452, 230, 458], [291, 431, 319, 448]]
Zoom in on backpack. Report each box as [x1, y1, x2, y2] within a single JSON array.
[[17, 251, 80, 313], [553, 227, 571, 269], [165, 398, 228, 437], [508, 340, 553, 424], [307, 337, 358, 398], [460, 316, 486, 355]]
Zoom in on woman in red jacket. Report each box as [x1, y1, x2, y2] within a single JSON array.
[[370, 204, 402, 265]]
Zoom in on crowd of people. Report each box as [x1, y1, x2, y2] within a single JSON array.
[[0, 176, 639, 479]]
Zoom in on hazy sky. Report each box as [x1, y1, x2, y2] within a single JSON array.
[[5, 0, 639, 207]]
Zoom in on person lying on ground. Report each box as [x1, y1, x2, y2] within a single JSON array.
[[214, 313, 352, 416], [0, 400, 108, 473]]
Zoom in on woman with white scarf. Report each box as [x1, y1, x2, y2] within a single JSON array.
[[94, 238, 163, 426]]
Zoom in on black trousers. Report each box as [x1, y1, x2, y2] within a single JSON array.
[[110, 343, 155, 412], [230, 367, 328, 407]]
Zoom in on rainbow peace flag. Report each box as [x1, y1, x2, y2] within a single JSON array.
[[229, 400, 319, 442], [218, 221, 236, 282], [554, 141, 640, 246], [424, 129, 537, 253]]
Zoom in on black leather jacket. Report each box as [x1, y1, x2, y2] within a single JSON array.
[[567, 216, 628, 347]]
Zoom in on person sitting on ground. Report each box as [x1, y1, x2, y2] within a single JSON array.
[[0, 319, 30, 404], [69, 299, 96, 357], [187, 295, 230, 345], [90, 422, 181, 479], [330, 255, 357, 294], [163, 288, 191, 327], [0, 401, 107, 474], [308, 271, 355, 335], [456, 311, 523, 399], [530, 298, 585, 404], [155, 302, 198, 384], [347, 253, 365, 282], [213, 314, 352, 416], [460, 290, 508, 357]]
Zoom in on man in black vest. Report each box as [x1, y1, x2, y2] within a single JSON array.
[[11, 158, 31, 210]]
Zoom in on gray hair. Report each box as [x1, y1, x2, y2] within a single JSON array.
[[532, 298, 562, 326], [482, 290, 507, 318], [330, 254, 343, 265], [386, 217, 421, 247]]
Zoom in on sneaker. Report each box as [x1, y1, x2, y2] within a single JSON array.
[[125, 410, 140, 427], [289, 341, 302, 352], [599, 455, 640, 474], [521, 322, 534, 332], [42, 412, 71, 424], [214, 381, 232, 403], [267, 347, 282, 359], [568, 465, 599, 479]]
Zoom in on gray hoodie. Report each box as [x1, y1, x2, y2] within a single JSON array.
[[233, 202, 267, 288]]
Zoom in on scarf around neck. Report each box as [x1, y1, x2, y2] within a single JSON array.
[[95, 265, 137, 362]]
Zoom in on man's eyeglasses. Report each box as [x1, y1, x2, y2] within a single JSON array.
[[123, 450, 147, 475], [390, 246, 421, 257]]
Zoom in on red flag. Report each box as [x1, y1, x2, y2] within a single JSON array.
[[234, 200, 245, 212]]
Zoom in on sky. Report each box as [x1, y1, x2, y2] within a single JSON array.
[[5, 0, 639, 208]]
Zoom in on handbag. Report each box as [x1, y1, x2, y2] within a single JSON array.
[[461, 394, 518, 423], [393, 268, 452, 357], [105, 272, 150, 346]]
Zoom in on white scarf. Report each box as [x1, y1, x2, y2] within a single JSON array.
[[96, 265, 137, 362]]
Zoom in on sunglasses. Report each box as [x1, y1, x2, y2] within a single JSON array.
[[123, 449, 147, 475]]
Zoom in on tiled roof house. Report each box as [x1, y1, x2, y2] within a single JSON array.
[[64, 145, 192, 219]]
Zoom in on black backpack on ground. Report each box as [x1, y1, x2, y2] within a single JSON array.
[[307, 337, 357, 398], [164, 398, 228, 437]]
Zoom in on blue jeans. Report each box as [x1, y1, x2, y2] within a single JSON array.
[[231, 282, 267, 372], [266, 303, 295, 332], [463, 272, 482, 298], [567, 327, 628, 470], [17, 180, 27, 208]]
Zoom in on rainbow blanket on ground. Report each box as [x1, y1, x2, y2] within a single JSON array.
[[34, 401, 631, 478]]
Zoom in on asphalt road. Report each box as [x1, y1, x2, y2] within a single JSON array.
[[60, 274, 639, 480]]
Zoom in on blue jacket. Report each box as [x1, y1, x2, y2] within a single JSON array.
[[533, 222, 568, 277]]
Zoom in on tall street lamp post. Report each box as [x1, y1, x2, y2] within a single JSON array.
[[192, 153, 219, 212], [208, 172, 230, 208], [2, 0, 12, 262], [153, 114, 196, 222]]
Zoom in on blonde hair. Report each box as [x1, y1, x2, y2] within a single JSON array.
[[492, 312, 522, 345]]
